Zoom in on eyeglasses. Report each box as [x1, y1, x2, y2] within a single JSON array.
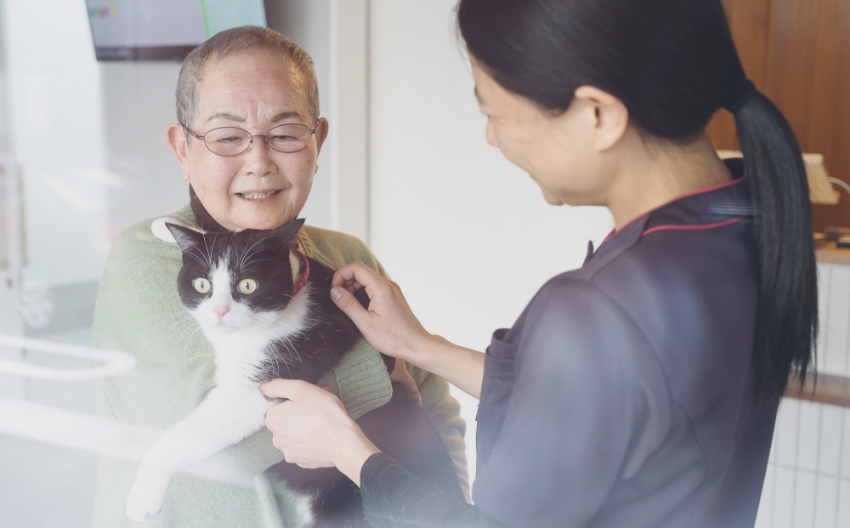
[[183, 122, 320, 157]]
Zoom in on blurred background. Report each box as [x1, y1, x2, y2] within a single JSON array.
[[0, 1, 848, 527]]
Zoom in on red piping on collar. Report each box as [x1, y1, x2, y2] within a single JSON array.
[[291, 248, 310, 296], [642, 215, 747, 237], [604, 175, 747, 244]]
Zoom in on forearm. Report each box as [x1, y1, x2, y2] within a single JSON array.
[[333, 421, 381, 486], [404, 335, 485, 399]]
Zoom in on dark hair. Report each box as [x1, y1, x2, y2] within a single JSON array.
[[457, 0, 816, 404]]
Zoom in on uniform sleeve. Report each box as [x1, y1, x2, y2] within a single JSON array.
[[472, 278, 671, 526]]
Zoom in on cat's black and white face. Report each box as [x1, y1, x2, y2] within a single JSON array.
[[166, 219, 306, 334]]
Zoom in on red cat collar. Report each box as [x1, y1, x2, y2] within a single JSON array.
[[291, 248, 311, 296]]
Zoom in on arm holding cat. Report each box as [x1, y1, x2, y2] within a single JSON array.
[[304, 227, 470, 496], [92, 210, 469, 525], [262, 259, 486, 484], [329, 260, 486, 399]]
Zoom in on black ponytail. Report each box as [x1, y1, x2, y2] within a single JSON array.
[[457, 0, 817, 404], [734, 91, 817, 402]]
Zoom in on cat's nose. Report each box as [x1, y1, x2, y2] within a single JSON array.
[[213, 305, 230, 320]]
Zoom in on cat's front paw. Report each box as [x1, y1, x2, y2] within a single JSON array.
[[126, 475, 169, 522]]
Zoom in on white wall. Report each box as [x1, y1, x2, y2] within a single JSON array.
[[99, 62, 187, 237], [368, 0, 613, 479]]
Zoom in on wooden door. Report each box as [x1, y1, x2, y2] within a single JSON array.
[[709, 0, 850, 232]]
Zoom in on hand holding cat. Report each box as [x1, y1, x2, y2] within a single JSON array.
[[261, 379, 380, 485], [330, 261, 433, 364]]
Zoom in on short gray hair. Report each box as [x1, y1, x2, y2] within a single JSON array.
[[176, 26, 319, 128]]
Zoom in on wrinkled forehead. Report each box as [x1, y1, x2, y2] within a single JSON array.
[[195, 50, 313, 125]]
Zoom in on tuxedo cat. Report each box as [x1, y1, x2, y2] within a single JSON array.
[[126, 218, 463, 526]]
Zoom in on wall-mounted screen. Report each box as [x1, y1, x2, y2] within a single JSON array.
[[86, 0, 266, 61]]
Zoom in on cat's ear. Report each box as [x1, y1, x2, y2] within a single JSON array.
[[270, 218, 306, 243], [151, 217, 207, 243], [165, 223, 204, 254]]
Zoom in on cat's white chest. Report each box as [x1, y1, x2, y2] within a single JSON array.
[[201, 286, 314, 383]]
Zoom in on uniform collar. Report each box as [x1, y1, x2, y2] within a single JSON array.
[[586, 159, 749, 265]]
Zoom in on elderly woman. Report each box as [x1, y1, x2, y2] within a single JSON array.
[[91, 27, 466, 528]]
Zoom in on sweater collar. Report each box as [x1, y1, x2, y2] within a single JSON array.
[[189, 185, 229, 233]]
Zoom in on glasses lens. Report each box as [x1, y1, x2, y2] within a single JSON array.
[[203, 127, 251, 156], [267, 124, 313, 153]]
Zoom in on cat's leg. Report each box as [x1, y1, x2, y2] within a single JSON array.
[[126, 384, 270, 522]]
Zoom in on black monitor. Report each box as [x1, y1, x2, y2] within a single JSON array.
[[86, 0, 267, 61]]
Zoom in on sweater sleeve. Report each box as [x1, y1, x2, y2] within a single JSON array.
[[361, 453, 507, 528]]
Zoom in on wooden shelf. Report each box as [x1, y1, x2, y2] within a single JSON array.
[[785, 372, 850, 409], [814, 238, 850, 266]]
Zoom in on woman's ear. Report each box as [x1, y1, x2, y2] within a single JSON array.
[[315, 118, 330, 156], [166, 124, 191, 181], [574, 86, 629, 152]]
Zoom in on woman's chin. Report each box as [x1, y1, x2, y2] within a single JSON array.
[[541, 190, 565, 206], [231, 210, 299, 231]]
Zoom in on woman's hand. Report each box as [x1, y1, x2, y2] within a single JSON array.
[[330, 261, 432, 362], [261, 379, 380, 485], [332, 261, 487, 398]]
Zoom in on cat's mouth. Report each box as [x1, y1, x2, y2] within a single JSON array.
[[209, 320, 239, 334], [237, 190, 282, 201]]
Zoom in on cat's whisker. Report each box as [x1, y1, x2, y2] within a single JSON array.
[[185, 249, 210, 270], [238, 235, 274, 270]]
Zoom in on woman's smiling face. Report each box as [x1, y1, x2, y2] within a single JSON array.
[[470, 57, 617, 208], [168, 49, 328, 231]]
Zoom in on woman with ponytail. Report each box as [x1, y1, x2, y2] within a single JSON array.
[[261, 1, 817, 526]]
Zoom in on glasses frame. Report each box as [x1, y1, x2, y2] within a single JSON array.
[[182, 122, 320, 157]]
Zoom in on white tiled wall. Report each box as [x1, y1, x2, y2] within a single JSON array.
[[755, 263, 850, 527]]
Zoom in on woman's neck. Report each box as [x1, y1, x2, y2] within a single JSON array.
[[606, 132, 733, 230]]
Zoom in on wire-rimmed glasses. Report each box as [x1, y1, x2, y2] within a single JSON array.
[[183, 122, 320, 157]]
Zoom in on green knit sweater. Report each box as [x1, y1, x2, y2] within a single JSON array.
[[91, 206, 467, 527]]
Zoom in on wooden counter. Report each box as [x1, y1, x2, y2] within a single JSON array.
[[814, 237, 850, 266], [779, 236, 850, 408], [785, 372, 850, 408]]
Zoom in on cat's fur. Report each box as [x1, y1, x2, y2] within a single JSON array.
[[127, 218, 463, 526]]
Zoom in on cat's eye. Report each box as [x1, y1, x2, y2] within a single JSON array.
[[238, 278, 258, 295], [193, 278, 211, 294]]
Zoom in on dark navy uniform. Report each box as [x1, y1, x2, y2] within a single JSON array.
[[361, 160, 774, 527]]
